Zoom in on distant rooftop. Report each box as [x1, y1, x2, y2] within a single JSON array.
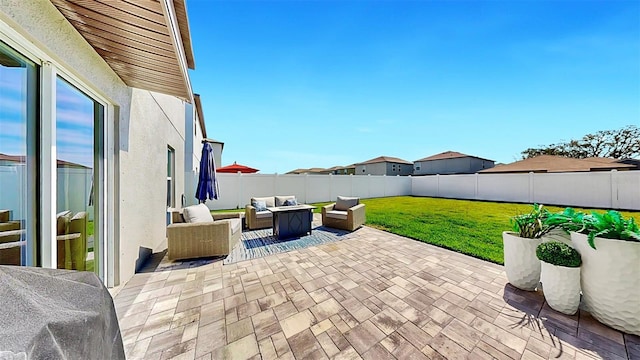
[[356, 156, 413, 165], [416, 151, 494, 162], [479, 155, 635, 173]]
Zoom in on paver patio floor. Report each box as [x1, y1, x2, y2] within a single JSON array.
[[113, 224, 639, 360]]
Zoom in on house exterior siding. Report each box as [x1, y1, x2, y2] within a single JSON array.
[[356, 162, 413, 176], [0, 0, 203, 286], [414, 157, 494, 175]]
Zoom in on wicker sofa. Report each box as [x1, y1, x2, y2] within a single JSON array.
[[245, 195, 297, 230], [321, 196, 366, 231], [167, 204, 242, 260]]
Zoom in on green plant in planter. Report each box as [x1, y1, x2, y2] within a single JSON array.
[[536, 241, 581, 267], [582, 210, 640, 249], [545, 207, 585, 233], [511, 204, 554, 239], [546, 208, 640, 249]]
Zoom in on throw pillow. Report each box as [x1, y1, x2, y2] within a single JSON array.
[[334, 196, 359, 211], [283, 198, 298, 206], [252, 199, 267, 211], [275, 195, 296, 207], [183, 204, 214, 223]]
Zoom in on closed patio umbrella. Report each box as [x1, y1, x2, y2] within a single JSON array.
[[195, 142, 219, 203]]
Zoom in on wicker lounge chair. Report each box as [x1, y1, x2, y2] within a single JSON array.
[[321, 196, 366, 231], [167, 204, 242, 260]]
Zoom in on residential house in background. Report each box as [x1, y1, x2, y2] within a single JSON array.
[[332, 164, 356, 175], [413, 151, 495, 175], [0, 0, 208, 288], [355, 156, 413, 176], [479, 155, 637, 173], [286, 164, 356, 175], [286, 168, 332, 175]]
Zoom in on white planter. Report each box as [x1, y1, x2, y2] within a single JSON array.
[[503, 231, 542, 291], [571, 232, 640, 336], [540, 261, 581, 315]]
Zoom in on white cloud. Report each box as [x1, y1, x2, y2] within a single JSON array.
[[56, 108, 95, 127], [57, 128, 93, 147], [0, 95, 26, 115]]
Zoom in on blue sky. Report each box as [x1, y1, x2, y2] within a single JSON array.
[[0, 67, 94, 168], [187, 0, 640, 174]]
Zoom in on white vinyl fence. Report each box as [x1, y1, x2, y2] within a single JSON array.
[[0, 165, 93, 220], [412, 170, 640, 210], [202, 170, 640, 211], [206, 173, 413, 210]]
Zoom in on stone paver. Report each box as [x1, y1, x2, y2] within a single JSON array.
[[114, 224, 636, 359]]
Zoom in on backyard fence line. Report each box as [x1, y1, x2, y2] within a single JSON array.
[[411, 170, 640, 211], [1, 166, 94, 220], [205, 173, 413, 210], [204, 170, 640, 211]]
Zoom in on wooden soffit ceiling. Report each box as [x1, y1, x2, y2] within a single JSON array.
[[50, 0, 196, 101]]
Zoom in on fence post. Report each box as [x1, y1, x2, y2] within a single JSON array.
[[475, 173, 479, 199], [237, 172, 242, 209], [273, 173, 278, 196], [383, 174, 386, 197], [329, 173, 334, 201], [350, 174, 354, 197], [528, 172, 534, 203], [304, 173, 309, 204], [610, 170, 618, 209], [436, 174, 440, 197]]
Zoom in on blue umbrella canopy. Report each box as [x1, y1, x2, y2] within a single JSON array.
[[195, 142, 219, 203]]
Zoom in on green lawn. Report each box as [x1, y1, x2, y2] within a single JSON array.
[[210, 197, 639, 265]]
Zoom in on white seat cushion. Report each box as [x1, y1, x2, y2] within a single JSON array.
[[255, 211, 272, 219], [183, 204, 214, 223], [229, 218, 241, 235], [326, 210, 348, 220]]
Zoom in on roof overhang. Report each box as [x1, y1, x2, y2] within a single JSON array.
[[50, 0, 196, 101], [194, 94, 207, 138]]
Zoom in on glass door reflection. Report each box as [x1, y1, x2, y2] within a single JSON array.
[[55, 77, 101, 275]]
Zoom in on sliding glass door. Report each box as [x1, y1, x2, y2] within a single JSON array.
[[0, 41, 37, 266], [0, 40, 106, 279], [55, 77, 103, 275]]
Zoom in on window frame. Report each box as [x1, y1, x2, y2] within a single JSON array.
[[0, 22, 115, 286]]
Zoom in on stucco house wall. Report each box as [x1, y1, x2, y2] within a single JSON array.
[[356, 162, 386, 175], [356, 162, 413, 176], [414, 157, 494, 175], [386, 162, 413, 176], [0, 0, 198, 286]]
